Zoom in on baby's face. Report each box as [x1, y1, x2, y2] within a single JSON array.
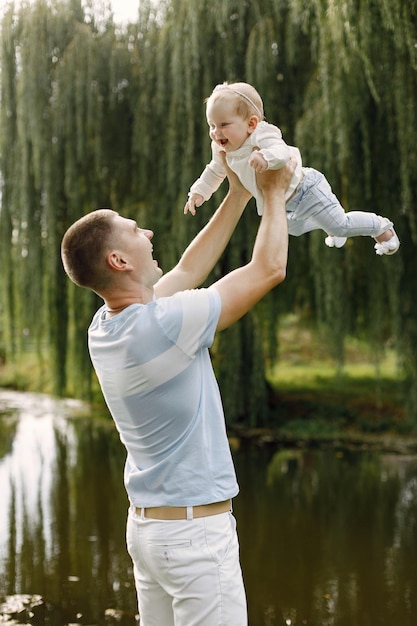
[[206, 99, 253, 152]]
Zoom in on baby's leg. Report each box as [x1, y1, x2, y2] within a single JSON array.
[[287, 168, 400, 254], [293, 169, 381, 236]]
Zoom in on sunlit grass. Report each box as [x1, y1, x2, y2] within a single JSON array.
[[264, 314, 407, 435], [268, 356, 399, 399], [0, 352, 54, 394], [268, 313, 400, 393]]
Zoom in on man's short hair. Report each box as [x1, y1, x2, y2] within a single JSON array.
[[61, 209, 117, 292]]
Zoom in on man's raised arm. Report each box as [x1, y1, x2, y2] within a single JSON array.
[[212, 159, 295, 330], [155, 160, 251, 298]]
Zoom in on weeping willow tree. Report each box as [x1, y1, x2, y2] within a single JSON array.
[[0, 0, 137, 396], [0, 0, 416, 424], [290, 0, 417, 416]]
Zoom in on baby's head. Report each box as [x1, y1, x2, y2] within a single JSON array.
[[205, 82, 264, 152], [206, 82, 264, 121]]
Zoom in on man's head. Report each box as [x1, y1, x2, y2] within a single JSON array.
[[61, 209, 118, 292], [61, 209, 161, 296]]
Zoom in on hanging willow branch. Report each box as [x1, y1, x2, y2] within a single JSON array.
[[0, 0, 416, 424]]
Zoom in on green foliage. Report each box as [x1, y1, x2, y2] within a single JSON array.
[[0, 0, 416, 425]]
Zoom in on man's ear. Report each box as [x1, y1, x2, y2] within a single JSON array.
[[247, 115, 259, 135], [107, 251, 132, 272]]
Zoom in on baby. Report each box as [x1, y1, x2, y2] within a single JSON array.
[[184, 82, 400, 255]]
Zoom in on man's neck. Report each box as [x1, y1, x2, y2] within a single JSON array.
[[104, 290, 154, 316]]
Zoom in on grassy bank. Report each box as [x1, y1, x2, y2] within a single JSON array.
[[237, 314, 412, 448], [0, 315, 410, 444], [226, 317, 417, 454]]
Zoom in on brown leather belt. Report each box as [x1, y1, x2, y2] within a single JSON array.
[[135, 499, 231, 520]]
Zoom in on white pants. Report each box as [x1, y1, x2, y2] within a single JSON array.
[[126, 507, 247, 625]]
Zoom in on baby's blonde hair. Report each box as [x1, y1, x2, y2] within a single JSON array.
[[206, 81, 264, 120]]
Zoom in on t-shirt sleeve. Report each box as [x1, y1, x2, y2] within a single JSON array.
[[155, 289, 221, 356]]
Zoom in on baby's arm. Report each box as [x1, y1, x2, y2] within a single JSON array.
[[250, 123, 292, 171], [248, 150, 268, 173], [184, 142, 227, 215], [184, 193, 204, 216]]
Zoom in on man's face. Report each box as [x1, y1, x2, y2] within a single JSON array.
[[110, 215, 163, 286]]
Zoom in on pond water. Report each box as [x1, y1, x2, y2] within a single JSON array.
[[1, 390, 417, 625]]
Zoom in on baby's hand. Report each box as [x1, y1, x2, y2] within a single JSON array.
[[248, 150, 268, 173], [184, 193, 204, 216]]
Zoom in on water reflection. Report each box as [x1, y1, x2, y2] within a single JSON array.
[[233, 446, 417, 625], [0, 391, 135, 624], [1, 391, 417, 625]]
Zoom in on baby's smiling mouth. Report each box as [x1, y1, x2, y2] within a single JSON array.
[[220, 139, 228, 146]]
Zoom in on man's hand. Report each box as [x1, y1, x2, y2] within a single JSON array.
[[256, 157, 296, 196]]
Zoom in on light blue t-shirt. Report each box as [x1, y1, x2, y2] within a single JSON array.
[[88, 288, 239, 507]]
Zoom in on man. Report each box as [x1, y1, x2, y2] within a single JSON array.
[[61, 156, 294, 625]]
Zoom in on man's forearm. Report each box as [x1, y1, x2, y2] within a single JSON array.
[[210, 167, 291, 331], [251, 185, 288, 276], [249, 159, 295, 277], [179, 187, 250, 283], [155, 187, 250, 296]]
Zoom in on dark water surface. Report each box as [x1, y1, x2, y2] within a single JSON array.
[[1, 391, 417, 625]]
